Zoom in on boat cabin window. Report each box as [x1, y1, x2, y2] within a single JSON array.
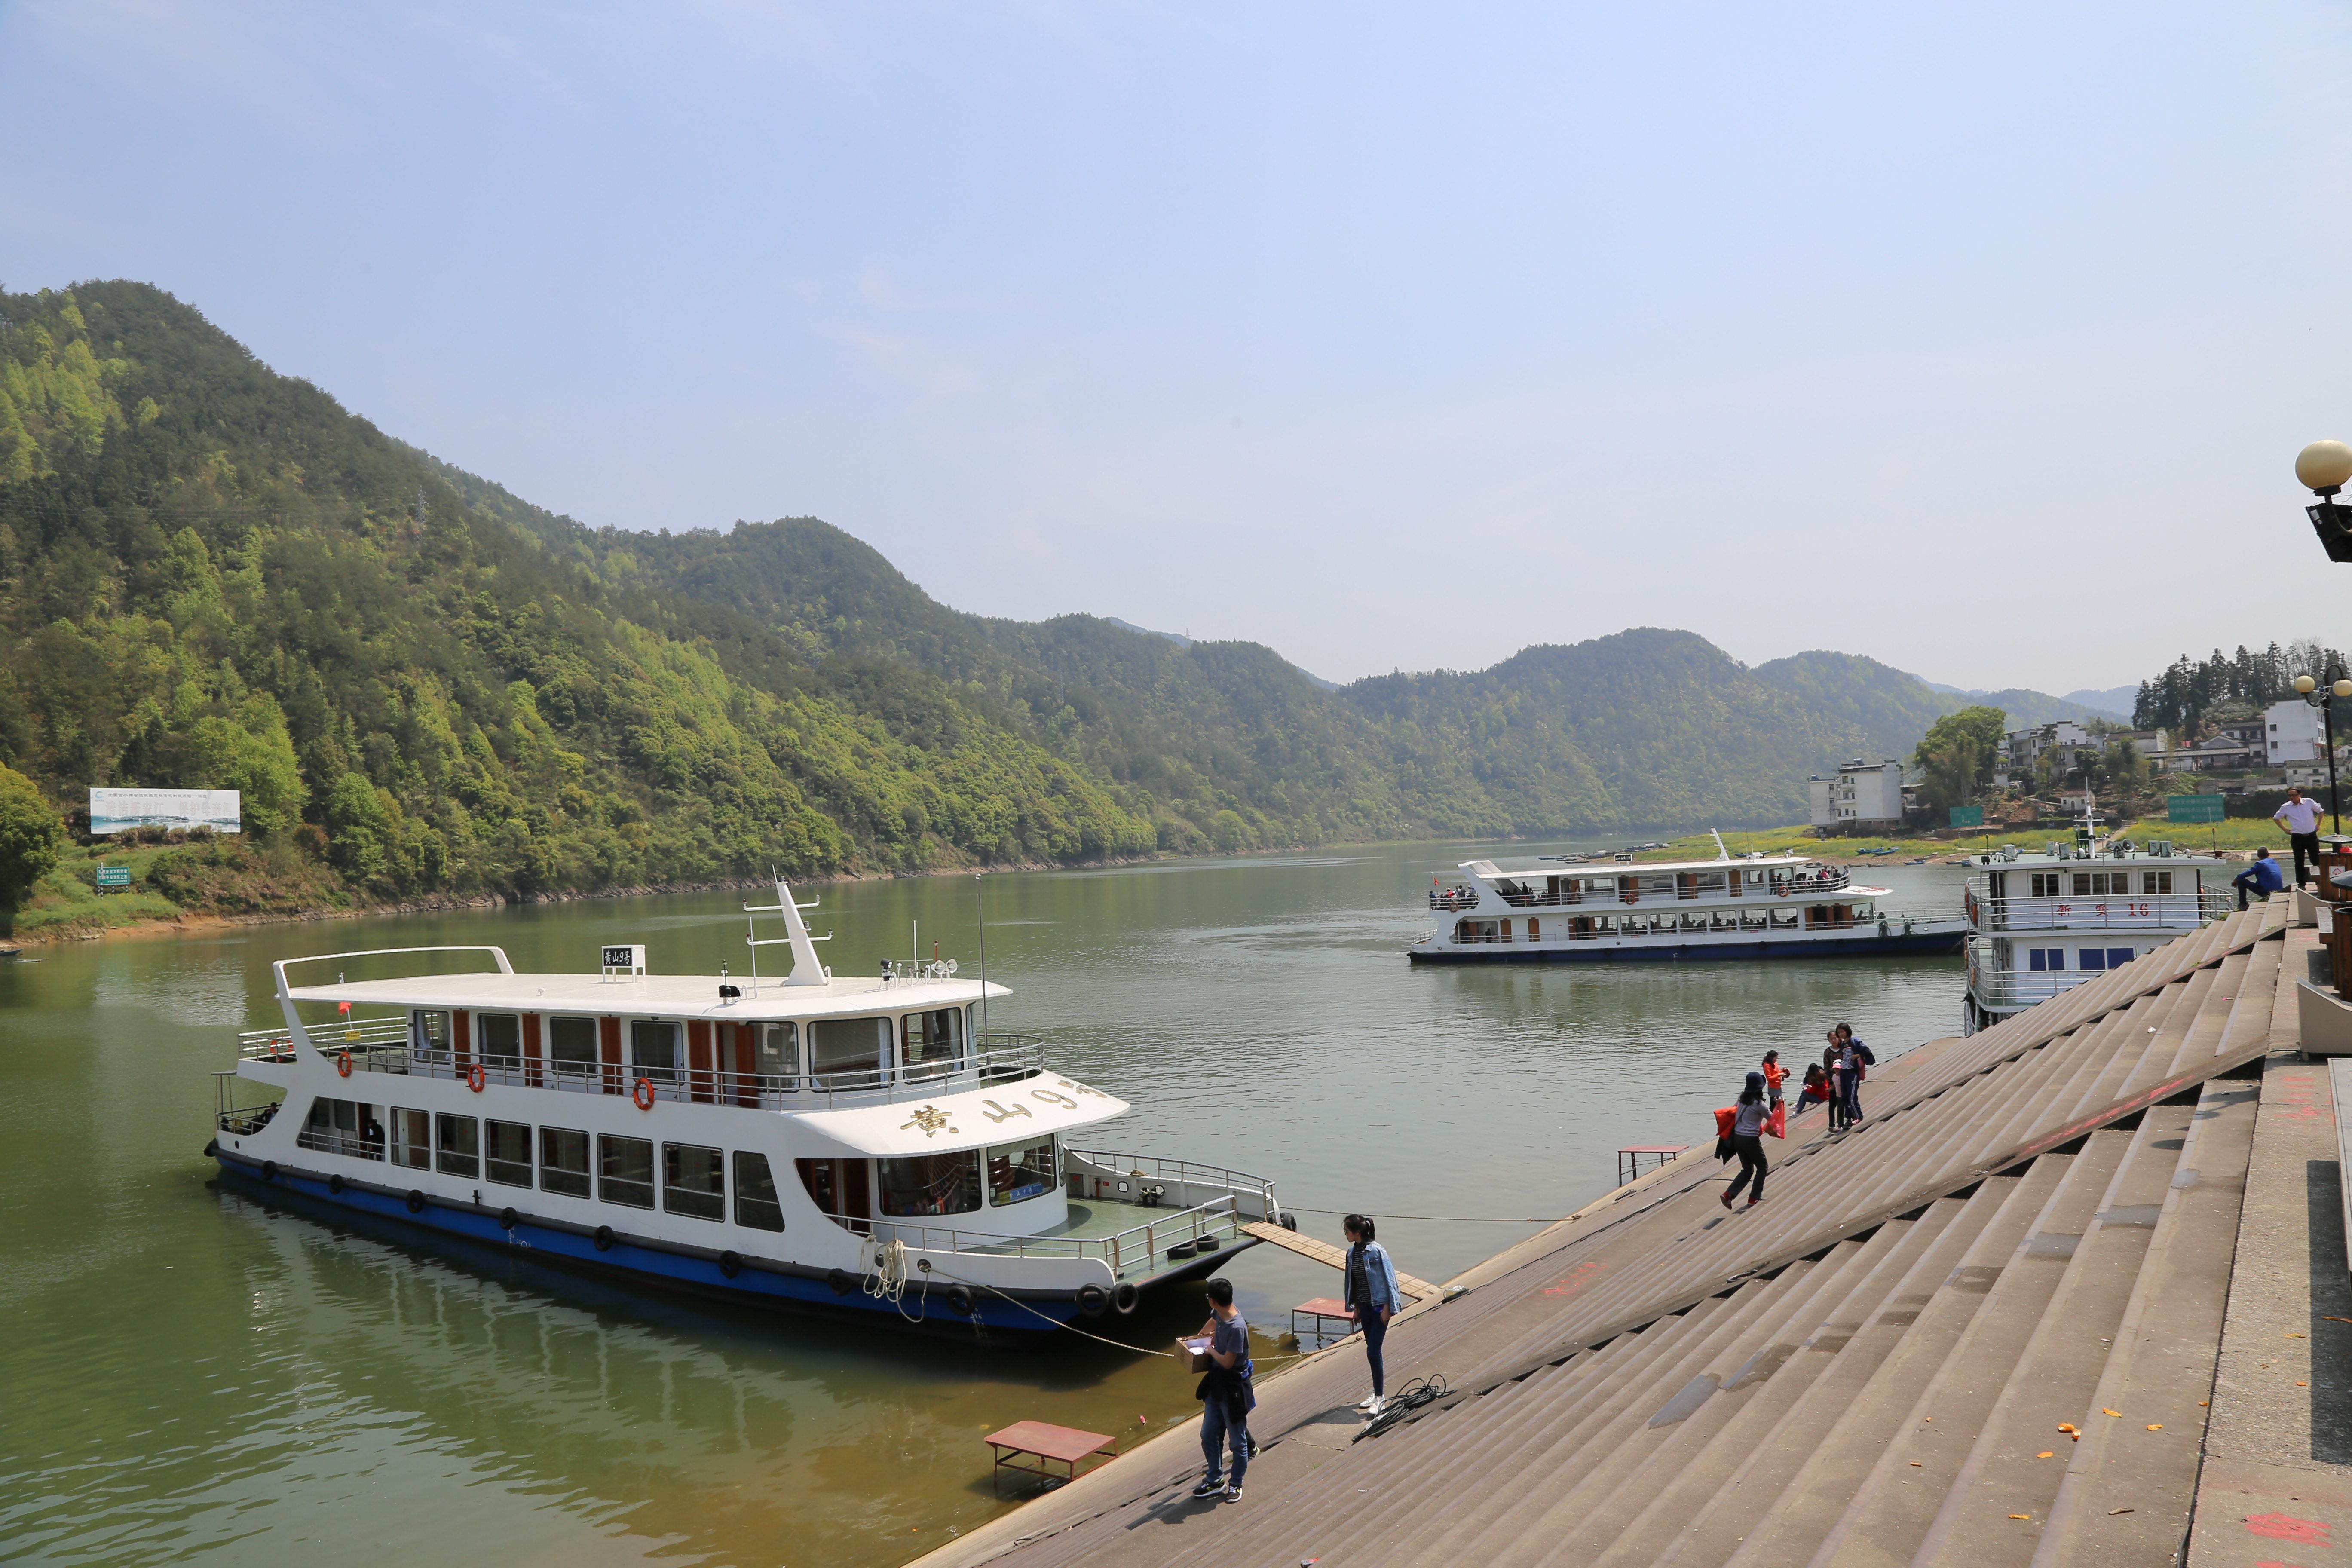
[[2078, 947, 2135, 971], [599, 1133, 655, 1209], [300, 1096, 380, 1160], [389, 1107, 429, 1170], [796, 1157, 871, 1232], [547, 1016, 598, 1077], [485, 1120, 532, 1187], [410, 1009, 451, 1060], [1455, 919, 1504, 944], [539, 1127, 590, 1197], [2028, 948, 2065, 971], [629, 1020, 680, 1083], [902, 1009, 965, 1077], [989, 1136, 1059, 1207], [733, 1151, 785, 1231], [2030, 873, 2063, 898], [2144, 870, 2173, 894], [756, 1022, 800, 1084], [808, 1017, 890, 1083], [435, 1114, 479, 1179], [2072, 872, 2133, 897], [477, 1012, 522, 1066], [878, 1150, 981, 1217], [663, 1142, 725, 1221]]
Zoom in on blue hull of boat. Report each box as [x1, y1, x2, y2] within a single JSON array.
[[208, 1147, 1099, 1338]]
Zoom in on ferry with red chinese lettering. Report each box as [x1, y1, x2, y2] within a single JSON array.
[[206, 879, 1284, 1338], [1960, 824, 2231, 1032], [1410, 834, 1966, 964]]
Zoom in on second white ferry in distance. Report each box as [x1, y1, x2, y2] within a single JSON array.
[[1410, 834, 1967, 964]]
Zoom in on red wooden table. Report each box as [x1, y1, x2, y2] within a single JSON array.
[[984, 1421, 1117, 1494], [1291, 1295, 1355, 1347]]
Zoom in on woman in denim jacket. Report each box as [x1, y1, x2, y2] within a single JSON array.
[[1342, 1213, 1403, 1415]]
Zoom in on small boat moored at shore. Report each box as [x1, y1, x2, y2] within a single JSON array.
[[1409, 834, 1966, 964], [206, 879, 1283, 1338]]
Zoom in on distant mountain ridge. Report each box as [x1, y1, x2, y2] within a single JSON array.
[[0, 281, 2124, 915], [1915, 676, 2130, 725]]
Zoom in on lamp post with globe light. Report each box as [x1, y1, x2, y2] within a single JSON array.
[[2292, 673, 2352, 836], [2296, 441, 2352, 560]]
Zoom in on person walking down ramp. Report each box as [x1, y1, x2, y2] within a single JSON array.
[[1181, 1278, 1254, 1503], [1342, 1214, 1402, 1417], [2235, 848, 2285, 911], [1719, 1072, 1771, 1210]]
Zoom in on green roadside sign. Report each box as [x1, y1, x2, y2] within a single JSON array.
[[2167, 793, 2226, 824], [95, 865, 131, 888], [1948, 805, 1983, 828]]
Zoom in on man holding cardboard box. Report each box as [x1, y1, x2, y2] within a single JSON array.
[[1179, 1278, 1253, 1502]]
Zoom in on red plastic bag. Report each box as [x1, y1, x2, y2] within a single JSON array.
[[1766, 1102, 1787, 1139], [1714, 1106, 1736, 1138]]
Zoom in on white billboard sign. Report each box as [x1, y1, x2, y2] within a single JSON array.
[[89, 788, 242, 835]]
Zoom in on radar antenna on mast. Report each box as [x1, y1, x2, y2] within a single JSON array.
[[742, 868, 832, 987]]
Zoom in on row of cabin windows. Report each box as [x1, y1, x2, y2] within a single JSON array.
[[410, 1007, 970, 1084], [1457, 903, 1872, 941], [300, 1096, 787, 1229], [2024, 947, 2138, 972], [2025, 871, 2175, 898], [1492, 868, 1841, 905], [796, 1138, 1061, 1222], [301, 1097, 1061, 1228]]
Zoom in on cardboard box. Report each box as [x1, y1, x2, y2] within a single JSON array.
[[1183, 1337, 1212, 1372]]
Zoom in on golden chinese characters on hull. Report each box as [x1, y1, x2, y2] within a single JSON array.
[[900, 1105, 957, 1138]]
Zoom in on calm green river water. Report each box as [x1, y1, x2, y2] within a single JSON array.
[[0, 841, 1971, 1568]]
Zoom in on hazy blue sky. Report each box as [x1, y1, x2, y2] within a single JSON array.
[[6, 2, 2349, 693]]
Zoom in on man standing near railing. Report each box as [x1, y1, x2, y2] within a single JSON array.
[[2274, 786, 2326, 888]]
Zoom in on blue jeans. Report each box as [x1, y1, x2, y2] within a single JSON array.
[[1201, 1391, 1248, 1488], [1835, 1069, 1861, 1124], [1357, 1308, 1389, 1396]]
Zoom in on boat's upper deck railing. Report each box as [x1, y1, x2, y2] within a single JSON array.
[[237, 1020, 1049, 1108], [1436, 866, 1851, 910]]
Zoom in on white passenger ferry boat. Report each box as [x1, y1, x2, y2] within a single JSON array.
[[1961, 824, 2231, 1032], [207, 880, 1284, 1338], [1410, 836, 1966, 963]]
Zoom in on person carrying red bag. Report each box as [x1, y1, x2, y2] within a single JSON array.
[[1718, 1072, 1773, 1209]]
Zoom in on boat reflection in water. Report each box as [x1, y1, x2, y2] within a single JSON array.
[[207, 1180, 1196, 1565]]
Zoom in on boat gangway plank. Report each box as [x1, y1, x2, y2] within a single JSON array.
[[1237, 1222, 1442, 1300]]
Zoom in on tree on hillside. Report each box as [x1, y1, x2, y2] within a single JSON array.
[[1912, 706, 2006, 810], [0, 763, 62, 931]]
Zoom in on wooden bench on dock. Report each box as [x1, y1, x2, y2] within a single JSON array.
[[983, 1421, 1118, 1495], [1238, 1222, 1442, 1299]]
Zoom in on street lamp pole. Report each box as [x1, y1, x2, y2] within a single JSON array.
[[2293, 673, 2352, 836]]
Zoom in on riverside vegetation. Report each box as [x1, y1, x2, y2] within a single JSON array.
[[0, 281, 2134, 939]]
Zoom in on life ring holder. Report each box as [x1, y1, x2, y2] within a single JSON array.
[[466, 1062, 487, 1093], [632, 1076, 657, 1111], [336, 1052, 353, 1078]]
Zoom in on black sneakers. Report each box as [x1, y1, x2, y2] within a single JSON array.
[[1190, 1477, 1225, 1499]]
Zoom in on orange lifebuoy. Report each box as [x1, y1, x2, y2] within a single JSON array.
[[466, 1062, 487, 1093], [337, 1051, 352, 1078], [633, 1076, 656, 1111]]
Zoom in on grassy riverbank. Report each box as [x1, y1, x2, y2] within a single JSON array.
[[1651, 816, 2290, 866]]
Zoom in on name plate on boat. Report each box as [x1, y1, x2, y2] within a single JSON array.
[[601, 943, 648, 978]]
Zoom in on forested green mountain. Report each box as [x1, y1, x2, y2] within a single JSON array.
[[0, 281, 2119, 928]]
